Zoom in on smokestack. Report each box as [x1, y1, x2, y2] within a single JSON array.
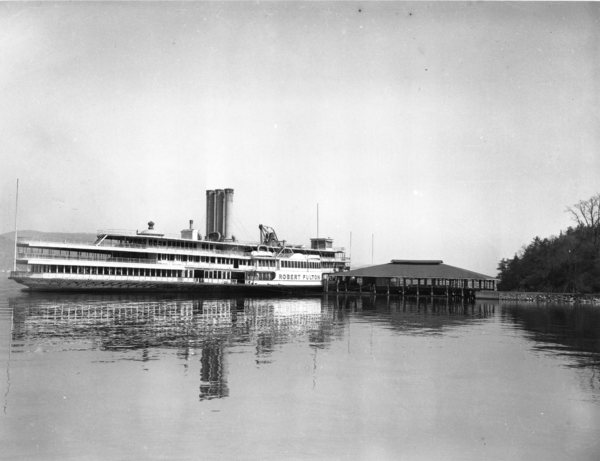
[[224, 188, 234, 240], [206, 190, 215, 237], [205, 188, 234, 241], [215, 189, 225, 237]]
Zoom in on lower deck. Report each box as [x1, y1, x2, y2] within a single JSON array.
[[8, 271, 326, 293]]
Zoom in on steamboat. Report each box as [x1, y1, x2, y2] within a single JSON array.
[[9, 188, 349, 292]]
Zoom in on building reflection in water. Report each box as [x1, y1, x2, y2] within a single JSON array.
[[329, 294, 496, 335], [199, 342, 227, 401], [8, 292, 501, 401], [8, 294, 336, 402]]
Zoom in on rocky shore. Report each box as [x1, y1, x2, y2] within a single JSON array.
[[497, 291, 600, 305]]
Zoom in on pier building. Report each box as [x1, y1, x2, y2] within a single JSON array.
[[324, 260, 497, 300]]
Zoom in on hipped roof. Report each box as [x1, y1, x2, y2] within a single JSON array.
[[333, 260, 496, 280]]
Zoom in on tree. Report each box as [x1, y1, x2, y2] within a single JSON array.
[[497, 194, 600, 293], [566, 193, 600, 248]]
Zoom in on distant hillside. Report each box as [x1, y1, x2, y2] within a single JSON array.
[[0, 231, 96, 271]]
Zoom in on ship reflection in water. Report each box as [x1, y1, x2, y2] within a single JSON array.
[[8, 294, 500, 403], [9, 294, 336, 402], [4, 288, 600, 460]]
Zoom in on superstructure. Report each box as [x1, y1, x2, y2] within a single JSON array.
[[9, 188, 349, 292]]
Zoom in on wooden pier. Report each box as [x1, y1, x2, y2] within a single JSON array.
[[324, 260, 497, 301]]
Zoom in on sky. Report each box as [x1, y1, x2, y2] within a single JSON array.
[[1, 2, 598, 275]]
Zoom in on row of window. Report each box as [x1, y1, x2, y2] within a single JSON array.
[[256, 259, 277, 267], [201, 270, 232, 280], [107, 236, 341, 259], [281, 260, 321, 269], [158, 254, 252, 265], [322, 262, 339, 269], [337, 276, 494, 289], [192, 270, 273, 281], [23, 248, 110, 260], [30, 265, 281, 282], [23, 248, 332, 270], [387, 278, 489, 288], [250, 272, 276, 281], [32, 265, 184, 278], [144, 238, 245, 252], [159, 255, 322, 269], [102, 236, 206, 250]]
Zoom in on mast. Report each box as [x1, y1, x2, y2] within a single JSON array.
[[316, 203, 319, 239], [349, 231, 352, 263], [13, 179, 19, 272], [371, 233, 374, 265]]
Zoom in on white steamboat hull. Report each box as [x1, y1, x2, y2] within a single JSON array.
[[9, 273, 325, 293]]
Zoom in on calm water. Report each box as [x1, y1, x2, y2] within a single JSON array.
[[1, 277, 599, 460]]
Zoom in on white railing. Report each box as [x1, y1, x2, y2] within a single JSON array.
[[97, 229, 261, 246], [17, 252, 157, 264], [96, 229, 141, 236], [24, 272, 192, 283], [18, 235, 348, 260], [17, 237, 94, 245]]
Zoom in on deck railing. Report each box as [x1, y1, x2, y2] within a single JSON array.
[[17, 236, 347, 261], [17, 252, 157, 265]]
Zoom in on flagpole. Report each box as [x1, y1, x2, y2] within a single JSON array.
[[316, 203, 319, 239], [13, 179, 19, 272], [371, 233, 374, 265], [349, 231, 352, 263]]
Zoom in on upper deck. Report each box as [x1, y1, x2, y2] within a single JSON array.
[[97, 229, 345, 254], [16, 229, 348, 263]]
